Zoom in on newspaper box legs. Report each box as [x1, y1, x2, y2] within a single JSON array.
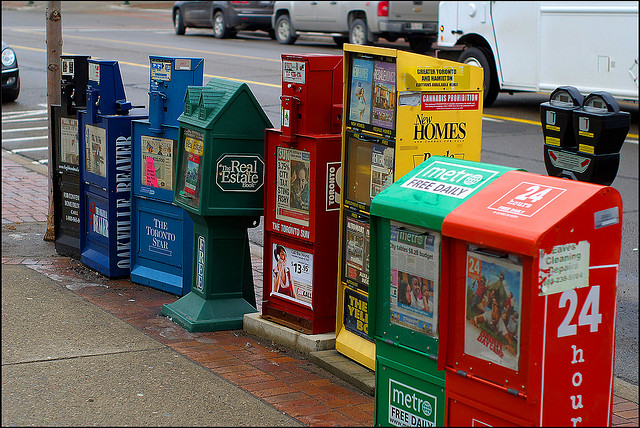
[[161, 78, 272, 332], [440, 170, 622, 426]]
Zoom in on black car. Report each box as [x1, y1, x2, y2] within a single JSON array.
[[2, 41, 20, 102], [173, 1, 275, 39]]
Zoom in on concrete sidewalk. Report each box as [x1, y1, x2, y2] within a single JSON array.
[[2, 147, 638, 426]]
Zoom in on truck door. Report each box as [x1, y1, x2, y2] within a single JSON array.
[[490, 2, 538, 90], [290, 1, 319, 30]]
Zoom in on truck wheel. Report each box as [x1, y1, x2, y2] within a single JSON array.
[[458, 46, 499, 106], [275, 14, 297, 44], [349, 18, 370, 45], [174, 8, 185, 35], [213, 11, 235, 39]]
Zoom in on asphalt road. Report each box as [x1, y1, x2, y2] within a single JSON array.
[[2, 1, 638, 386]]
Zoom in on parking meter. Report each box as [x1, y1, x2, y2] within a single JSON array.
[[51, 55, 90, 259], [161, 77, 272, 332], [542, 89, 629, 185], [262, 54, 343, 334], [78, 59, 148, 278], [540, 86, 583, 149], [130, 56, 203, 296]]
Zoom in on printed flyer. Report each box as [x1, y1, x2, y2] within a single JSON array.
[[348, 57, 374, 125], [179, 128, 204, 206], [141, 135, 175, 190], [275, 147, 311, 227], [270, 242, 313, 308], [464, 247, 523, 371], [84, 124, 106, 177], [389, 221, 440, 337]]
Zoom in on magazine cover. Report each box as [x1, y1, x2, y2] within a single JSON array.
[[348, 57, 373, 125], [141, 135, 175, 190], [371, 60, 396, 130], [179, 128, 204, 206], [270, 242, 313, 308], [84, 125, 106, 177], [275, 147, 311, 227], [389, 222, 440, 337], [369, 143, 394, 202], [464, 248, 523, 371]]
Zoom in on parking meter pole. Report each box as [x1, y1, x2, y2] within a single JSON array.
[[78, 59, 148, 278], [161, 77, 272, 332], [51, 55, 90, 259], [130, 56, 203, 296]]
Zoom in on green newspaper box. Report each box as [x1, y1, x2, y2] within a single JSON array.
[[161, 77, 272, 332], [369, 156, 519, 426]]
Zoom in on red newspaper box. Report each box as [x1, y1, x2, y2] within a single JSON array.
[[439, 170, 622, 426], [261, 54, 343, 334]]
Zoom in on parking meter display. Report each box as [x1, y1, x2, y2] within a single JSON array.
[[389, 221, 440, 338], [141, 135, 175, 190], [84, 125, 106, 177], [275, 146, 311, 227], [176, 128, 204, 208], [60, 117, 79, 166], [464, 247, 523, 371], [150, 58, 172, 81], [270, 242, 313, 308]]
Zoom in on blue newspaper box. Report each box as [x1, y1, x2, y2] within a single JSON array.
[[130, 56, 204, 295], [78, 59, 148, 278]]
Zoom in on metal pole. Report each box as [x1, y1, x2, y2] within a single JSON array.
[[44, 1, 62, 242]]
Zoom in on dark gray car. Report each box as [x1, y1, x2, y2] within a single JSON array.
[[173, 1, 275, 39], [2, 41, 20, 102]]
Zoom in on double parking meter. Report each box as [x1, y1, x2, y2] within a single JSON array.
[[161, 78, 272, 332], [78, 59, 148, 278], [541, 87, 630, 185], [130, 56, 203, 296], [261, 54, 343, 334], [368, 157, 519, 426], [51, 55, 90, 259]]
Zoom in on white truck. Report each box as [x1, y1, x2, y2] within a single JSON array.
[[436, 1, 639, 106]]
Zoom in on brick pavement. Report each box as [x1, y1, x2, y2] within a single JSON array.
[[2, 152, 638, 426]]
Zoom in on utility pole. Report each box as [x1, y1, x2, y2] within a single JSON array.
[[44, 1, 62, 242]]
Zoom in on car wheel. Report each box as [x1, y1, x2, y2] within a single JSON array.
[[349, 18, 370, 45], [213, 11, 234, 39], [174, 8, 185, 35], [275, 14, 297, 45], [458, 46, 499, 106]]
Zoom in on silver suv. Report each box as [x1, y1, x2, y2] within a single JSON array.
[[272, 1, 438, 53]]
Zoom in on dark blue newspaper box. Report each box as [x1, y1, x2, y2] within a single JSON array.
[[130, 56, 204, 295], [78, 59, 148, 278]]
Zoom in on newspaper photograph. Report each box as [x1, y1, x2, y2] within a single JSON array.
[[370, 143, 394, 202], [464, 248, 523, 371], [389, 221, 440, 337], [84, 124, 106, 177], [141, 135, 175, 190], [60, 117, 79, 165], [275, 146, 311, 227]]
